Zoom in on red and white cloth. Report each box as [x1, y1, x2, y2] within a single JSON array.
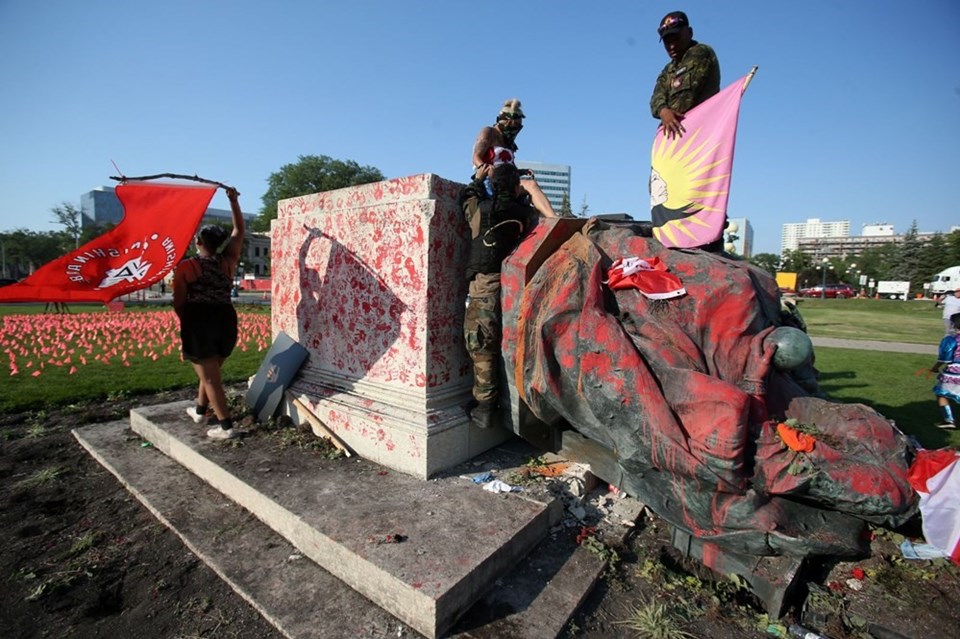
[[485, 146, 515, 166], [907, 448, 960, 564], [604, 256, 686, 300]]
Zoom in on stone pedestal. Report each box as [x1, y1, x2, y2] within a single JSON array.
[[270, 174, 509, 478]]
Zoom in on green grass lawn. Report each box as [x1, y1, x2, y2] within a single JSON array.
[[796, 297, 943, 344], [814, 347, 954, 449], [796, 298, 951, 447]]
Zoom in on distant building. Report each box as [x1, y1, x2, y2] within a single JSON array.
[[80, 186, 270, 276], [514, 161, 571, 212], [80, 187, 127, 228], [780, 218, 850, 254], [798, 227, 939, 260], [726, 217, 754, 258], [861, 222, 895, 236]]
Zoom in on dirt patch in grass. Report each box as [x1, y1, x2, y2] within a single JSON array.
[[0, 385, 284, 639], [1, 386, 959, 639]]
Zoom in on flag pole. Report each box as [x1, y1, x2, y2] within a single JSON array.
[[741, 66, 759, 95], [108, 173, 229, 189]]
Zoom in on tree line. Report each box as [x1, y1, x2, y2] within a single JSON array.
[[748, 222, 960, 295]]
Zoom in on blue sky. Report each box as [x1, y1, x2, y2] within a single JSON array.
[[1, 0, 957, 255]]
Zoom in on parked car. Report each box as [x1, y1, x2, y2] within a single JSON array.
[[799, 283, 855, 299]]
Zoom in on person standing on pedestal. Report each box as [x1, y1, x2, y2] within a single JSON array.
[[460, 164, 543, 429], [649, 10, 720, 140], [471, 98, 558, 218]]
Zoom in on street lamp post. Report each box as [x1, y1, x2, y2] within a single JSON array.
[[233, 262, 245, 298], [845, 263, 858, 295], [818, 258, 831, 299]]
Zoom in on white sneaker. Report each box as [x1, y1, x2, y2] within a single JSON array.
[[207, 425, 238, 440], [186, 406, 208, 424]]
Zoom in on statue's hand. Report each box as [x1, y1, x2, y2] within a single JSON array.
[[739, 326, 776, 396]]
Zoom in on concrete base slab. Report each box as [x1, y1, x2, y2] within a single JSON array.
[[73, 421, 415, 639], [123, 401, 561, 638], [74, 410, 606, 639], [451, 539, 605, 639]]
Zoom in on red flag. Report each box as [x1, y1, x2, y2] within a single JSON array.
[[0, 182, 216, 304], [604, 256, 686, 300]]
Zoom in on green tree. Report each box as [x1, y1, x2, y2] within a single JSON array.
[[50, 202, 83, 250], [888, 221, 923, 294], [856, 243, 899, 283], [919, 233, 948, 284], [559, 192, 572, 218], [578, 195, 590, 218], [780, 249, 812, 273], [749, 252, 780, 276], [945, 229, 960, 266], [253, 155, 384, 231], [0, 229, 64, 279]]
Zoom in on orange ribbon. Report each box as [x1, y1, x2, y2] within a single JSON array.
[[777, 422, 816, 453]]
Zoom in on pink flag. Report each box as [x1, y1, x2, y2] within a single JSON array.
[[0, 182, 216, 304], [650, 72, 753, 249]]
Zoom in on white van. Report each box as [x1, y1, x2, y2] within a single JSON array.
[[931, 266, 960, 301]]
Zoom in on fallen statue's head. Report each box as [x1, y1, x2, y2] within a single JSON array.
[[499, 218, 917, 559]]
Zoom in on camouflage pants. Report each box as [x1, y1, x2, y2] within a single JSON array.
[[464, 273, 501, 404]]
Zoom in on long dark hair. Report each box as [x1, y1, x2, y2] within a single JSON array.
[[197, 225, 229, 252]]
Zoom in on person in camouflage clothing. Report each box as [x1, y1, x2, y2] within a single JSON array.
[[471, 98, 557, 218], [460, 164, 540, 429], [649, 10, 720, 139]]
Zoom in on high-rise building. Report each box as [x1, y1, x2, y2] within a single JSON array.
[[726, 217, 754, 258], [797, 227, 940, 260], [514, 161, 571, 212], [80, 187, 125, 227], [780, 218, 850, 254]]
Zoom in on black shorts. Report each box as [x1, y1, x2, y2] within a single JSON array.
[[180, 303, 238, 363]]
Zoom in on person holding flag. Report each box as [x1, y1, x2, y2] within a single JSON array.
[[647, 12, 758, 251], [650, 10, 720, 139], [173, 186, 245, 440]]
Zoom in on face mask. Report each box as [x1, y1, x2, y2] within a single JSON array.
[[499, 121, 523, 142]]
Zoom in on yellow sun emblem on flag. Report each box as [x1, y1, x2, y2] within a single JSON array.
[[650, 127, 730, 246]]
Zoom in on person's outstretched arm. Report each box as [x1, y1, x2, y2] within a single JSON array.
[[222, 187, 245, 264]]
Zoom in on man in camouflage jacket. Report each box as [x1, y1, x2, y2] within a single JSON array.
[[649, 11, 720, 139], [460, 164, 538, 429]]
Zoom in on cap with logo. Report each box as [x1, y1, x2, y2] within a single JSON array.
[[658, 11, 689, 39]]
